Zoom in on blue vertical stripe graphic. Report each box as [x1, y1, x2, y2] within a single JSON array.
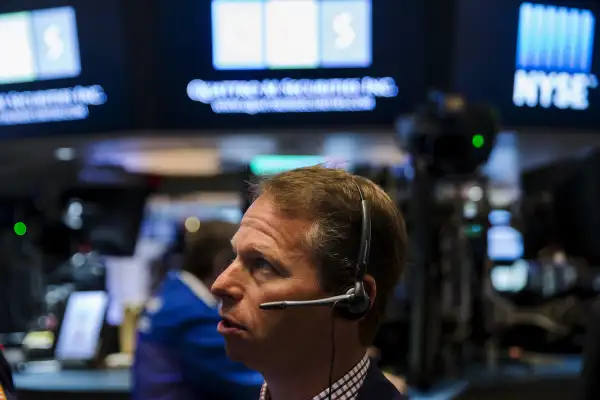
[[567, 9, 579, 70], [581, 11, 595, 72], [541, 5, 555, 69], [515, 2, 596, 73], [555, 7, 568, 69]]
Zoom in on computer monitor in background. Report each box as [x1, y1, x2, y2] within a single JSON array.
[[553, 149, 600, 266], [61, 185, 151, 257], [54, 291, 108, 363], [520, 156, 579, 259], [520, 148, 600, 265]]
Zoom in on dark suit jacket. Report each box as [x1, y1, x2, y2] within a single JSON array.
[[357, 362, 407, 400], [579, 301, 600, 400]]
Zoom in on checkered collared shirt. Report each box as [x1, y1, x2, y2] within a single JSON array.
[[259, 353, 370, 400]]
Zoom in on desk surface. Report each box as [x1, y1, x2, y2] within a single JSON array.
[[408, 356, 582, 399], [468, 356, 581, 384], [14, 369, 131, 392], [11, 357, 582, 397]]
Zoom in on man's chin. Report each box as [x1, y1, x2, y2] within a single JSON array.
[[224, 341, 262, 370]]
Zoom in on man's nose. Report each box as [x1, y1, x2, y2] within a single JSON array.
[[211, 262, 244, 302]]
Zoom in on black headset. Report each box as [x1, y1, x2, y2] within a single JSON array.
[[259, 182, 372, 320]]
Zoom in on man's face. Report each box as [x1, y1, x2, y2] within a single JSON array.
[[211, 195, 331, 371]]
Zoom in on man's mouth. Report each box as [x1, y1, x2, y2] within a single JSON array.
[[219, 317, 247, 332]]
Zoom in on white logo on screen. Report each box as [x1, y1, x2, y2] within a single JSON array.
[[43, 24, 64, 61], [333, 12, 356, 49]]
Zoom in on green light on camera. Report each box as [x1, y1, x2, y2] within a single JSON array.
[[472, 134, 485, 148], [14, 222, 27, 236]]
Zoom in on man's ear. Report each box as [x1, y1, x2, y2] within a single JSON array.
[[363, 274, 377, 312]]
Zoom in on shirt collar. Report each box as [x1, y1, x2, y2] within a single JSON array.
[[260, 352, 370, 400], [177, 270, 218, 308]]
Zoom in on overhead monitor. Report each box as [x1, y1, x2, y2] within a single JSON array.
[[155, 0, 425, 129], [513, 2, 596, 111], [211, 0, 372, 71], [0, 7, 81, 85], [453, 0, 600, 129], [0, 1, 131, 137]]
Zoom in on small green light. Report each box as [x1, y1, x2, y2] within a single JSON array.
[[472, 134, 485, 148], [14, 222, 26, 236], [464, 224, 483, 238]]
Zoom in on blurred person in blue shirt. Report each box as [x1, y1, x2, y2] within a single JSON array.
[[133, 221, 264, 399]]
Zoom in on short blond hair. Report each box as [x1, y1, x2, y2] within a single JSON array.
[[252, 166, 407, 344]]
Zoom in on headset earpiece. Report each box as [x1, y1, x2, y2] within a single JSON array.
[[334, 285, 371, 320], [334, 184, 372, 320]]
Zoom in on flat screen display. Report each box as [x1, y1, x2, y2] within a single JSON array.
[[453, 0, 600, 129], [55, 291, 108, 361], [0, 0, 131, 137], [0, 7, 81, 85], [155, 0, 425, 129]]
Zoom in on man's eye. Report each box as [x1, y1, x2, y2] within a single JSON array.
[[254, 258, 273, 270], [250, 258, 280, 277]]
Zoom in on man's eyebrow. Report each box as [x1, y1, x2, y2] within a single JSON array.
[[230, 241, 278, 261], [228, 241, 289, 273]]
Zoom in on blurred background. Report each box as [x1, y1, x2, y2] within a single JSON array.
[[0, 0, 599, 398]]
